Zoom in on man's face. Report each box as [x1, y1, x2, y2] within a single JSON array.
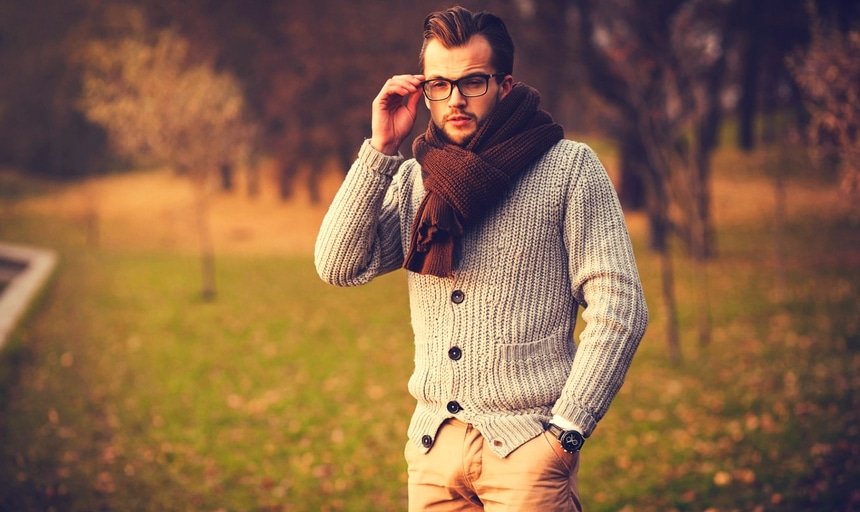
[[422, 35, 513, 146]]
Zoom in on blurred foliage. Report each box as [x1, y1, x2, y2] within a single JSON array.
[[788, 14, 860, 213], [1, 0, 857, 194], [78, 17, 254, 179]]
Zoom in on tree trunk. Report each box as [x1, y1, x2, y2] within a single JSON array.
[[659, 240, 682, 364], [651, 203, 682, 364], [771, 157, 787, 304], [737, 2, 762, 151], [278, 160, 296, 200], [618, 136, 648, 210], [307, 164, 322, 204], [532, 0, 570, 118], [692, 217, 712, 347], [219, 163, 234, 191], [770, 126, 794, 304], [246, 164, 260, 198], [692, 148, 714, 345], [193, 172, 216, 301], [84, 178, 100, 249]]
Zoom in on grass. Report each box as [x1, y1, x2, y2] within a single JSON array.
[[0, 143, 858, 511], [0, 249, 415, 511]]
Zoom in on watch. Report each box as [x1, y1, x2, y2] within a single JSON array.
[[546, 422, 586, 453]]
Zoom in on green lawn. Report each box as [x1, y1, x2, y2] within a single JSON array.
[[0, 159, 858, 511]]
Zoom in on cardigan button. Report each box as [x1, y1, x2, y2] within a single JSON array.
[[447, 401, 462, 414], [448, 346, 462, 360], [421, 435, 433, 448], [451, 290, 465, 304]]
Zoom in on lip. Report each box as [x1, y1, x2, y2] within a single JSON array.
[[446, 114, 474, 127]]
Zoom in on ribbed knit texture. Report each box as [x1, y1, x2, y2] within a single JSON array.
[[315, 138, 648, 458]]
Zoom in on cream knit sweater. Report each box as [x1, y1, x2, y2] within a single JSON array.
[[315, 139, 648, 458]]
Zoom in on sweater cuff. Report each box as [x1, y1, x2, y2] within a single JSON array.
[[358, 139, 404, 177], [552, 402, 597, 437], [550, 414, 586, 435]]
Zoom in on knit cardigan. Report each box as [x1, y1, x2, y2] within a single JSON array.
[[315, 139, 648, 458]]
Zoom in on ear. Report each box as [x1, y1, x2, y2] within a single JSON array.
[[498, 74, 514, 101]]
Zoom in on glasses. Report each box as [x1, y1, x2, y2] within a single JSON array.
[[420, 73, 507, 101]]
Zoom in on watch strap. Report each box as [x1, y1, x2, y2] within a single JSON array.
[[546, 422, 565, 439], [546, 422, 585, 453]]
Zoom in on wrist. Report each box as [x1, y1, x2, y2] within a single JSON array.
[[546, 421, 586, 453], [551, 414, 584, 434], [369, 136, 399, 156]]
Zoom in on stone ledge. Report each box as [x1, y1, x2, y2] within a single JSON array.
[[0, 242, 58, 350]]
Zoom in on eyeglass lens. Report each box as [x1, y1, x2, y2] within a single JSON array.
[[423, 75, 490, 101]]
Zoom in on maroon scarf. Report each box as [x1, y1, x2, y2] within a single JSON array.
[[404, 83, 564, 277]]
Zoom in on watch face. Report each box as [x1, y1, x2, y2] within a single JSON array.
[[561, 431, 583, 452]]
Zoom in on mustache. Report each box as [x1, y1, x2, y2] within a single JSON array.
[[444, 110, 475, 121]]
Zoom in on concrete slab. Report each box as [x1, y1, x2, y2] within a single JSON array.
[[0, 242, 58, 350]]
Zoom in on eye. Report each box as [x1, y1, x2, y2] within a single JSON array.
[[461, 77, 486, 88], [428, 80, 449, 90]]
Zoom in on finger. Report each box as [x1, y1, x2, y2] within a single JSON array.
[[384, 74, 424, 93], [378, 86, 417, 108], [374, 75, 425, 110], [406, 87, 423, 111], [385, 81, 418, 97], [389, 74, 424, 84]]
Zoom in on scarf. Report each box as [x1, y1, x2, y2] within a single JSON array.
[[404, 82, 564, 277]]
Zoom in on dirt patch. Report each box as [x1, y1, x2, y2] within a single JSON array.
[[16, 166, 347, 256]]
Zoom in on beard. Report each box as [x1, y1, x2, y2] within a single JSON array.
[[437, 112, 480, 146]]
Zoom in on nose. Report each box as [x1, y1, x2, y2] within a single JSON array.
[[447, 86, 467, 108]]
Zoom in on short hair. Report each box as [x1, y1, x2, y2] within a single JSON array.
[[418, 6, 515, 76]]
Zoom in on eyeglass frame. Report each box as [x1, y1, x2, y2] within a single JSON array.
[[420, 73, 508, 101]]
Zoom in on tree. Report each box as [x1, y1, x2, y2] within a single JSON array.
[[79, 12, 256, 299], [568, 0, 737, 361], [733, 0, 809, 151], [789, 15, 860, 216], [140, 0, 517, 202], [734, 0, 858, 151]]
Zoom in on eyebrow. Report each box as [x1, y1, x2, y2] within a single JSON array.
[[424, 72, 492, 81]]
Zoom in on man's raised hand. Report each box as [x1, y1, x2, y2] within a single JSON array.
[[370, 74, 425, 155]]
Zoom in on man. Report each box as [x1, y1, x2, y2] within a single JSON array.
[[315, 6, 648, 511]]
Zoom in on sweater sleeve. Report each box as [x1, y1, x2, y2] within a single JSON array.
[[552, 144, 649, 436], [314, 139, 407, 287]]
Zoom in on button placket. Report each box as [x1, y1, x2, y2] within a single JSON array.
[[446, 286, 465, 421]]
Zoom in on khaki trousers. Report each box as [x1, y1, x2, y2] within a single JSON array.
[[405, 419, 582, 512]]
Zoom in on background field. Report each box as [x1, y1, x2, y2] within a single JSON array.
[[0, 141, 858, 511]]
